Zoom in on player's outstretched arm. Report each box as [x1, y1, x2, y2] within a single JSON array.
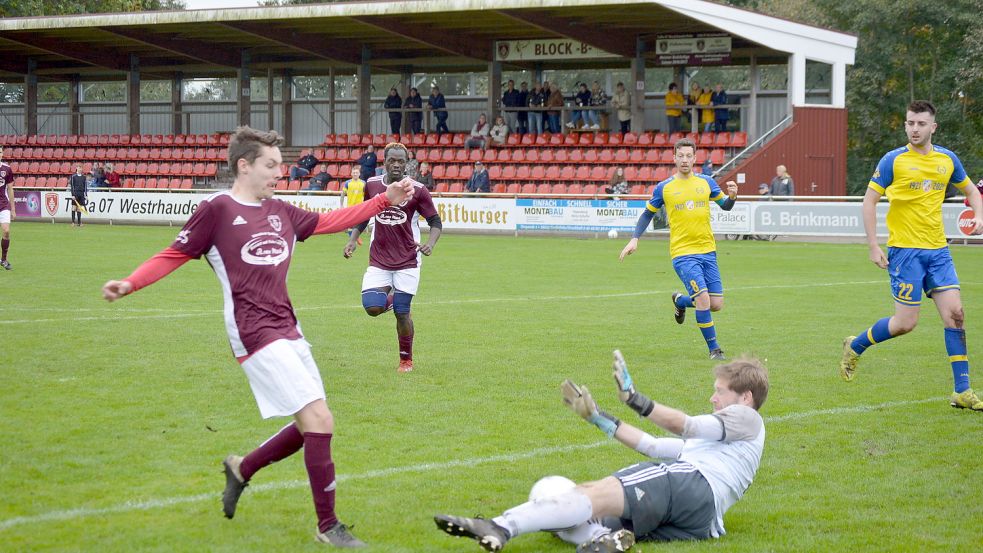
[[964, 182, 983, 235], [861, 188, 888, 269], [612, 350, 687, 435], [102, 247, 192, 302]]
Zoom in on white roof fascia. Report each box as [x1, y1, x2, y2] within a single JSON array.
[[656, 0, 856, 66]]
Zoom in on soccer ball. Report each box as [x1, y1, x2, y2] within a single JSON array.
[[607, 229, 619, 239], [529, 475, 576, 501]]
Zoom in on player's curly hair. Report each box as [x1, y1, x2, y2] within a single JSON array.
[[384, 142, 408, 159], [228, 126, 284, 177]]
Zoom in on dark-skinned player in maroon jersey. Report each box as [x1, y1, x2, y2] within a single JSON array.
[[343, 143, 442, 373], [102, 126, 416, 548]]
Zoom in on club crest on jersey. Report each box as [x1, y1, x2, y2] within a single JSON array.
[[685, 200, 696, 210], [241, 232, 289, 266], [44, 192, 59, 216], [376, 207, 408, 226], [267, 214, 282, 232]]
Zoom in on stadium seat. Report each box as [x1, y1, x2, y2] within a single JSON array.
[[511, 150, 526, 163], [515, 166, 531, 180], [35, 176, 48, 187], [730, 132, 747, 147], [623, 166, 638, 181], [482, 149, 496, 163], [520, 183, 536, 195], [630, 184, 646, 195], [180, 162, 193, 175], [524, 150, 539, 163], [653, 167, 669, 181], [460, 165, 474, 180], [180, 178, 193, 189], [578, 134, 592, 145], [451, 133, 466, 146], [496, 150, 510, 162], [710, 149, 726, 165], [566, 183, 583, 195], [669, 132, 685, 145], [539, 150, 553, 163], [204, 163, 217, 175], [637, 167, 652, 181], [554, 150, 568, 163], [448, 182, 464, 193], [438, 133, 452, 146], [590, 166, 606, 181], [193, 163, 206, 176], [599, 150, 614, 163], [645, 150, 660, 164], [146, 177, 158, 188], [695, 150, 707, 165], [714, 133, 730, 147], [560, 166, 575, 180], [638, 132, 653, 146], [535, 133, 549, 146], [569, 150, 583, 163], [506, 183, 521, 194], [549, 134, 563, 146], [441, 150, 454, 162], [574, 167, 589, 181], [487, 166, 501, 180], [544, 166, 559, 181], [564, 134, 578, 146], [24, 176, 36, 187], [520, 134, 534, 146], [623, 132, 638, 145], [492, 183, 507, 193], [124, 178, 135, 188], [124, 162, 137, 173], [452, 149, 467, 163], [584, 150, 598, 163], [608, 133, 622, 146], [595, 133, 609, 145], [653, 133, 668, 146], [506, 134, 520, 146], [411, 134, 425, 146], [445, 165, 459, 179], [535, 183, 551, 195], [38, 161, 50, 173], [502, 165, 516, 180], [530, 166, 545, 180], [432, 183, 447, 193], [660, 150, 675, 163]]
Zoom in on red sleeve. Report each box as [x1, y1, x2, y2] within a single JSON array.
[[124, 247, 193, 293], [312, 193, 389, 235]]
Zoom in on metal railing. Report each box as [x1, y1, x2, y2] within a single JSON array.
[[713, 114, 792, 177]]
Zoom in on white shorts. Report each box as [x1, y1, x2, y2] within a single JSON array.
[[240, 339, 326, 419], [361, 265, 421, 295], [0, 210, 9, 225]]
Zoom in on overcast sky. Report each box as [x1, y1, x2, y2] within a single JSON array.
[[184, 0, 261, 9]]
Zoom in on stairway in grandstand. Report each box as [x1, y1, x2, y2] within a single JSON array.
[[0, 134, 228, 190], [309, 131, 746, 195]]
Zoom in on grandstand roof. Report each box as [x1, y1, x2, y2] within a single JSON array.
[[0, 0, 856, 80]]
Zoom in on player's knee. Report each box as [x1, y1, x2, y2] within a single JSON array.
[[894, 318, 917, 335], [361, 289, 388, 316], [710, 299, 724, 312], [951, 308, 965, 328], [393, 291, 413, 315]]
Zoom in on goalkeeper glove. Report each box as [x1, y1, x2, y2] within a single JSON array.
[[612, 349, 654, 417], [561, 379, 620, 438]]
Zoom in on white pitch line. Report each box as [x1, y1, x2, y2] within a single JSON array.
[[0, 396, 938, 532], [0, 280, 883, 326]]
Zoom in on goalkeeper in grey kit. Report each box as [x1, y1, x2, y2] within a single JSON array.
[[435, 351, 769, 552]]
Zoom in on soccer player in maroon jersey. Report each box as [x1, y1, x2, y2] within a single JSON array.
[[343, 143, 442, 373], [0, 146, 14, 270], [101, 127, 415, 547]]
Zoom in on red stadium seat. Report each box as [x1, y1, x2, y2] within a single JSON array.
[[584, 150, 598, 163], [710, 149, 726, 165], [729, 132, 747, 148], [638, 132, 653, 146], [630, 184, 646, 195], [134, 178, 146, 188], [590, 166, 606, 181], [569, 150, 583, 163], [564, 134, 578, 146], [516, 166, 531, 180], [530, 166, 545, 180], [660, 150, 675, 163], [506, 183, 521, 194], [535, 133, 549, 146], [520, 134, 534, 146], [146, 177, 158, 188], [524, 150, 539, 163], [487, 166, 502, 180], [578, 134, 592, 145], [501, 165, 516, 180], [180, 178, 193, 189], [608, 133, 622, 146], [535, 183, 551, 195], [695, 150, 707, 165], [549, 134, 563, 146], [445, 165, 459, 179], [180, 162, 193, 175], [645, 150, 660, 164], [554, 150, 568, 163], [653, 167, 670, 181], [574, 167, 589, 181], [124, 178, 135, 188], [454, 149, 468, 163], [434, 183, 448, 193], [448, 182, 464, 193], [497, 150, 510, 162], [544, 166, 559, 181], [506, 134, 519, 146], [460, 165, 474, 180], [431, 165, 445, 179], [566, 183, 583, 195], [539, 150, 553, 163], [653, 133, 668, 146], [492, 183, 506, 193], [623, 132, 638, 145], [511, 150, 526, 163], [637, 167, 652, 181], [520, 183, 536, 195], [699, 133, 714, 147], [560, 166, 575, 180]]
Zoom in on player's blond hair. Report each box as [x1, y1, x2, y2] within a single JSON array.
[[228, 126, 284, 177], [714, 357, 769, 410]]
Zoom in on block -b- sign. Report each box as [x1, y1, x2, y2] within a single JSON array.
[[496, 39, 619, 61]]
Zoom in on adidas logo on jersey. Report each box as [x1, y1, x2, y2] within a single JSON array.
[[635, 487, 645, 501], [233, 215, 247, 225]]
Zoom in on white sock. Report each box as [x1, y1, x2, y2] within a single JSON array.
[[556, 519, 612, 545], [492, 490, 593, 538]]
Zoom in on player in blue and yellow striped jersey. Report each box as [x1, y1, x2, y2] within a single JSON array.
[[620, 138, 738, 360], [840, 100, 983, 411]]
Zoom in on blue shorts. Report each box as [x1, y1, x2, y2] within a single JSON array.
[[671, 252, 723, 299], [887, 247, 960, 306]]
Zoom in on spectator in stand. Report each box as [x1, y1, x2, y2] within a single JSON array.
[[605, 167, 630, 197], [489, 115, 510, 147], [665, 83, 685, 135], [612, 82, 632, 133], [588, 81, 608, 130], [384, 87, 403, 134], [305, 169, 332, 192], [91, 162, 106, 187], [418, 162, 435, 191], [702, 159, 714, 177], [527, 83, 546, 135], [85, 170, 98, 193], [712, 84, 730, 133], [770, 165, 794, 197], [428, 86, 449, 135], [104, 163, 121, 188], [357, 145, 377, 181], [405, 149, 420, 180], [464, 113, 490, 151], [516, 82, 529, 135], [340, 165, 365, 208], [501, 80, 521, 135], [404, 87, 423, 135], [698, 86, 715, 133], [687, 82, 702, 129], [289, 150, 319, 181], [567, 83, 592, 130], [546, 83, 565, 133], [466, 161, 490, 193]]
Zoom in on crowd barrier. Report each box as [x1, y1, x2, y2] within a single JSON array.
[[11, 188, 981, 240]]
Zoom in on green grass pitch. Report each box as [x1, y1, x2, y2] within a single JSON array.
[[1, 223, 981, 552]]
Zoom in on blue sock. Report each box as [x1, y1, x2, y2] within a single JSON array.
[[675, 294, 694, 308], [850, 317, 894, 355], [695, 309, 719, 351], [944, 328, 970, 393]]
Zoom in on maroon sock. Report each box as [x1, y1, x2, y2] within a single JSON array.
[[239, 423, 304, 481], [304, 432, 338, 533], [1, 238, 8, 261], [398, 333, 414, 361]]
